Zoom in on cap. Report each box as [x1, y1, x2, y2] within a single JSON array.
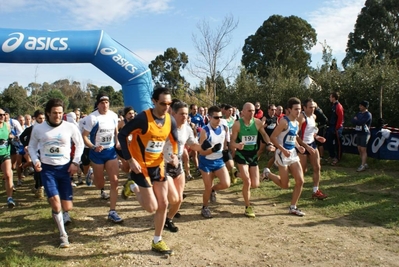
[[3, 107, 10, 114], [360, 100, 369, 109]]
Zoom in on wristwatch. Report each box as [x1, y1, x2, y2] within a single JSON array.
[[91, 145, 97, 150]]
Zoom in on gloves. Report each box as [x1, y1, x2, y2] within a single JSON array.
[[212, 143, 222, 152], [201, 139, 212, 150]]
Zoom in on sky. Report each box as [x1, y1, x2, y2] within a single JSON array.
[[0, 0, 366, 91]]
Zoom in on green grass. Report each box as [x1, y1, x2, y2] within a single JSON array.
[[248, 153, 399, 229]]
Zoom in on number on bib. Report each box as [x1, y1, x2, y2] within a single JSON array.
[[286, 135, 295, 145], [355, 125, 362, 131], [145, 141, 165, 153], [242, 135, 257, 145]]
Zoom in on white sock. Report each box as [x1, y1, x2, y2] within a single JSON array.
[[290, 205, 296, 210], [129, 182, 137, 192], [313, 186, 318, 193], [52, 210, 67, 236], [153, 236, 162, 244]]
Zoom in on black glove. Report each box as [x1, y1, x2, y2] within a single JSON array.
[[212, 143, 222, 152], [201, 139, 212, 150]]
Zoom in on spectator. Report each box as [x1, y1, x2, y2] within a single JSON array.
[[351, 100, 372, 172], [326, 92, 344, 165]]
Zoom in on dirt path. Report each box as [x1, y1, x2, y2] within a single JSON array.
[[17, 176, 393, 267]]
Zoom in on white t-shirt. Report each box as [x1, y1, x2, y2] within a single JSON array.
[[163, 123, 197, 163], [84, 110, 118, 149], [28, 121, 84, 165]]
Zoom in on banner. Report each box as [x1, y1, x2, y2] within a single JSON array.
[[341, 128, 399, 160], [0, 28, 153, 113]]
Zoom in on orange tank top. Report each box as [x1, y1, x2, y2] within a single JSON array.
[[128, 109, 173, 168]]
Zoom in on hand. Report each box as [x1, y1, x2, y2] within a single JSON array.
[[128, 158, 142, 174], [68, 163, 78, 175], [315, 135, 326, 143], [266, 143, 275, 152], [297, 146, 306, 154], [34, 161, 42, 172], [306, 145, 315, 155], [236, 142, 245, 150], [201, 139, 212, 150], [115, 143, 121, 150], [282, 148, 291, 158], [212, 143, 222, 152], [170, 154, 179, 168]]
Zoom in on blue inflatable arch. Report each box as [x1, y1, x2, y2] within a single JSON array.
[[0, 28, 153, 113]]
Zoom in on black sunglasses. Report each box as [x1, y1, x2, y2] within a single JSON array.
[[158, 101, 172, 106], [213, 116, 223, 119], [0, 114, 5, 117]]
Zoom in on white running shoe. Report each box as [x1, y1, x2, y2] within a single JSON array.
[[101, 191, 110, 200]]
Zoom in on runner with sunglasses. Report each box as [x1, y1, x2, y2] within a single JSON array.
[[118, 87, 179, 255]]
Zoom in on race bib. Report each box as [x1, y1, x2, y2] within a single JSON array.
[[286, 135, 296, 145], [100, 135, 113, 146], [267, 123, 276, 129], [145, 141, 165, 153], [242, 135, 257, 145], [44, 145, 66, 158], [355, 125, 362, 131]]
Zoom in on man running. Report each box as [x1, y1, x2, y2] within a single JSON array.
[[118, 87, 179, 255], [82, 93, 123, 223], [231, 102, 274, 218], [28, 99, 84, 248], [198, 105, 231, 219], [0, 108, 15, 208], [163, 101, 202, 231], [297, 98, 328, 200], [262, 97, 306, 216]]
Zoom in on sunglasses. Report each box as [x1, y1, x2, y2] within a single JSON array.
[[0, 114, 5, 117], [158, 101, 172, 106], [213, 116, 223, 119]]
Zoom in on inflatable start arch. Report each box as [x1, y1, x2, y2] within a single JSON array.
[[0, 28, 153, 113]]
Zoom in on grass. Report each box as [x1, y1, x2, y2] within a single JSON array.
[[247, 153, 399, 229], [0, 153, 398, 266]]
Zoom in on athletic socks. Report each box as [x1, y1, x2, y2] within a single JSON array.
[[153, 236, 162, 244], [52, 210, 67, 236]]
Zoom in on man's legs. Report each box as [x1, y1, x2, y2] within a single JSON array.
[[2, 159, 15, 208]]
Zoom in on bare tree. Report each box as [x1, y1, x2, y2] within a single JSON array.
[[190, 14, 239, 104]]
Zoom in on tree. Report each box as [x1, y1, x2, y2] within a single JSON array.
[[242, 15, 317, 78], [343, 0, 399, 67], [0, 82, 29, 116], [190, 14, 239, 104], [149, 47, 189, 95]]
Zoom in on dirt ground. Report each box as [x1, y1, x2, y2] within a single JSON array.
[[5, 175, 399, 267]]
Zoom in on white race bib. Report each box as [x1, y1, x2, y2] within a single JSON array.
[[286, 135, 296, 145], [267, 123, 276, 129], [355, 125, 362, 131], [100, 135, 113, 146], [145, 141, 165, 153], [242, 135, 257, 145], [44, 145, 66, 158]]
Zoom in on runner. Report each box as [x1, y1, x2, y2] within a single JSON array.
[[118, 87, 179, 255], [297, 98, 328, 200], [231, 102, 274, 218], [82, 93, 123, 223], [0, 108, 15, 208], [163, 101, 202, 231], [198, 105, 231, 218], [28, 99, 84, 248], [262, 97, 306, 216]]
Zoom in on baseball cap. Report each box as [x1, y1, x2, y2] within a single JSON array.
[[360, 100, 369, 109]]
